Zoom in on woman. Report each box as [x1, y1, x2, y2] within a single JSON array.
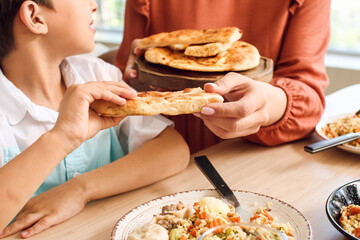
[[115, 0, 330, 153]]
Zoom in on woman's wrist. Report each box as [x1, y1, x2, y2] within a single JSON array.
[[264, 85, 287, 126]]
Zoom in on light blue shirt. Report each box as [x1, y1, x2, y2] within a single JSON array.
[[0, 56, 173, 196]]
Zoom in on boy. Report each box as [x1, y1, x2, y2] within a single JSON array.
[[0, 0, 190, 238]]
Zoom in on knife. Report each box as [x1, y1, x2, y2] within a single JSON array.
[[194, 155, 251, 221], [304, 132, 360, 153]]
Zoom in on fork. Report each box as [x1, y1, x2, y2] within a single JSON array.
[[194, 155, 252, 222]]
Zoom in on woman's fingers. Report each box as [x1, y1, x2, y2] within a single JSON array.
[[124, 39, 144, 82], [204, 72, 250, 95], [0, 213, 42, 238], [196, 110, 267, 138]]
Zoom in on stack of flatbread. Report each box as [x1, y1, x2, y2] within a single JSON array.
[[139, 27, 260, 72]]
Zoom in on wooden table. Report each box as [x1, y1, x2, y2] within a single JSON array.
[[6, 84, 360, 240], [5, 136, 359, 240]]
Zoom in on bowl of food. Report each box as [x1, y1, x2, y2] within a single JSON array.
[[326, 179, 360, 239], [110, 189, 311, 240], [315, 112, 360, 154]]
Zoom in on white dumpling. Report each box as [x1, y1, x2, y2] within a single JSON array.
[[128, 223, 168, 240]]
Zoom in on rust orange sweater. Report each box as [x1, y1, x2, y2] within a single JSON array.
[[115, 0, 330, 153]]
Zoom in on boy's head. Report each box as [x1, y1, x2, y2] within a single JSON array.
[[0, 1, 53, 61], [0, 0, 97, 63]]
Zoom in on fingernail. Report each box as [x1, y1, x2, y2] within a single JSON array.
[[129, 72, 136, 78], [201, 107, 215, 115], [21, 231, 29, 237], [207, 83, 218, 88], [0, 230, 4, 237]]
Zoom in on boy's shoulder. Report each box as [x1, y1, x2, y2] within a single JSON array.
[[62, 55, 123, 84]]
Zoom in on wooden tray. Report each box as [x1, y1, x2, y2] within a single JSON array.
[[134, 57, 273, 91]]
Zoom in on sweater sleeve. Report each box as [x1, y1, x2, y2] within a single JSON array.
[[115, 0, 150, 73], [245, 0, 330, 146]]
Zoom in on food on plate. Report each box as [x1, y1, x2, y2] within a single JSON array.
[[339, 204, 360, 238], [128, 223, 168, 240], [127, 197, 294, 240], [90, 87, 223, 116], [321, 113, 360, 147], [139, 27, 260, 72]]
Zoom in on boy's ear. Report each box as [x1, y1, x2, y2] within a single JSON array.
[[19, 1, 48, 34]]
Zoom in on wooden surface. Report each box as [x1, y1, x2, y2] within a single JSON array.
[[134, 57, 273, 90], [5, 136, 359, 240]]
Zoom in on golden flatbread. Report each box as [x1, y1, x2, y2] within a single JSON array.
[[184, 42, 232, 57], [144, 41, 260, 72], [90, 88, 224, 116], [139, 27, 242, 49]]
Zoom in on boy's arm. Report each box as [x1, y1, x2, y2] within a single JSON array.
[[0, 127, 190, 238], [0, 81, 136, 231], [77, 126, 190, 201], [0, 129, 75, 229]]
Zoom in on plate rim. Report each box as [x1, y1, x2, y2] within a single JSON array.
[[315, 112, 360, 154], [110, 188, 312, 240], [325, 179, 360, 240]]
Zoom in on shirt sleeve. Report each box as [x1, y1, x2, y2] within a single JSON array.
[[0, 114, 19, 167], [115, 115, 174, 154], [115, 0, 150, 73], [245, 0, 330, 146]]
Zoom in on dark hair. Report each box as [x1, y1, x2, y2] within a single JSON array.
[[0, 0, 53, 61]]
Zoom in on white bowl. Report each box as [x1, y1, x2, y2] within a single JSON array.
[[315, 113, 360, 154], [110, 189, 311, 240]]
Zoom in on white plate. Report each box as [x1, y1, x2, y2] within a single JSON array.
[[111, 189, 311, 240], [315, 113, 360, 154]]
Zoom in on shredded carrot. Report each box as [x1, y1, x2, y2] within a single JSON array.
[[199, 212, 210, 219], [264, 210, 274, 222], [180, 235, 188, 240], [193, 202, 200, 213], [349, 206, 360, 215], [190, 229, 197, 237], [187, 225, 194, 231], [355, 228, 360, 237], [250, 214, 260, 221], [229, 216, 241, 223], [208, 218, 227, 233], [195, 220, 202, 226]]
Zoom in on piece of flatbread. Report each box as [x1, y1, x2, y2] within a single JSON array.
[[144, 41, 260, 72], [184, 42, 232, 57], [90, 88, 224, 116], [139, 27, 242, 49], [169, 44, 189, 51]]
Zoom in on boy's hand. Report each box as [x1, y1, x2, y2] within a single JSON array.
[[53, 81, 137, 150], [124, 39, 145, 83], [0, 179, 87, 238]]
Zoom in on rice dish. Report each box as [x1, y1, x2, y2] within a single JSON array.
[[339, 204, 360, 238], [127, 197, 294, 240], [322, 113, 360, 147]]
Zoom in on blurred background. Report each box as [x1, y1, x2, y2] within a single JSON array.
[[93, 0, 360, 95]]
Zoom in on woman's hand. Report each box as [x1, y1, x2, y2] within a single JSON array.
[[194, 72, 287, 139], [52, 81, 137, 150], [124, 39, 145, 83], [0, 178, 87, 239]]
